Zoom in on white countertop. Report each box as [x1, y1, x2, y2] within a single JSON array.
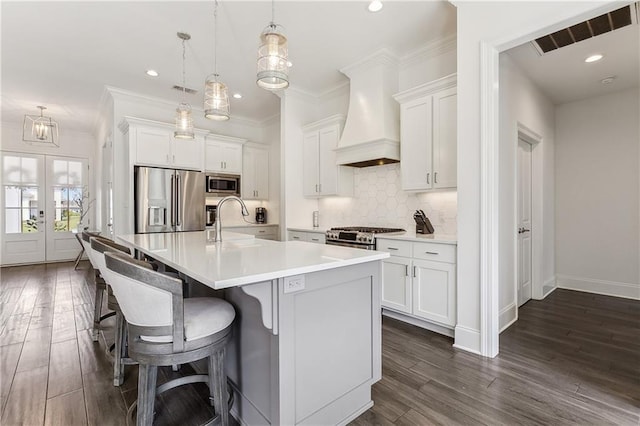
[[375, 231, 457, 245], [116, 230, 388, 289]]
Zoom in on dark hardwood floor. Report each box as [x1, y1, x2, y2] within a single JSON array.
[[1, 261, 638, 425]]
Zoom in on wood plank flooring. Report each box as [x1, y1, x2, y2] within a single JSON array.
[[1, 261, 638, 425]]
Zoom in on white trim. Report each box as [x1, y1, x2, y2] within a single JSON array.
[[479, 41, 500, 358], [399, 34, 457, 70], [453, 325, 482, 356], [382, 309, 454, 338], [498, 303, 517, 333], [541, 276, 557, 299], [556, 275, 640, 300]]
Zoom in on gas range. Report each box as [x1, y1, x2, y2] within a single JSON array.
[[325, 226, 406, 250]]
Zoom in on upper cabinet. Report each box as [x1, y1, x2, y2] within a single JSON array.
[[393, 74, 457, 191], [205, 135, 245, 174], [243, 144, 269, 200], [123, 117, 205, 170], [302, 115, 353, 198]]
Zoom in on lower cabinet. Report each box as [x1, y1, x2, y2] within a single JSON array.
[[288, 230, 326, 244], [378, 238, 457, 332], [227, 225, 279, 241]]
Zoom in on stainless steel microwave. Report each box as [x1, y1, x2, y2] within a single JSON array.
[[206, 173, 241, 197]]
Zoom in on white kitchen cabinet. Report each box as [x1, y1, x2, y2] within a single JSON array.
[[377, 237, 457, 332], [205, 136, 245, 174], [242, 145, 269, 200], [226, 225, 279, 241], [393, 74, 457, 191], [302, 115, 353, 197], [132, 123, 203, 170], [288, 230, 326, 244]]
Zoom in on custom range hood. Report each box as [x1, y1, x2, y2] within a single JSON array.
[[335, 49, 400, 168]]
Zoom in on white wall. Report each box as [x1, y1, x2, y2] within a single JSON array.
[[498, 54, 556, 331], [555, 88, 640, 299], [455, 0, 612, 355]]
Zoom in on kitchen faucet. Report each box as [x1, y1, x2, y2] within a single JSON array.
[[214, 196, 250, 242]]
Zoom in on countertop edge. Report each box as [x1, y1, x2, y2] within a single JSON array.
[[376, 234, 458, 245]]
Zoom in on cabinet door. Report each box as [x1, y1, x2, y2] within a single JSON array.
[[302, 132, 319, 197], [412, 259, 456, 326], [135, 127, 172, 167], [432, 87, 457, 189], [242, 147, 258, 199], [173, 136, 203, 170], [382, 256, 412, 313], [400, 97, 433, 191], [205, 141, 242, 173], [318, 126, 339, 195], [254, 148, 269, 200]]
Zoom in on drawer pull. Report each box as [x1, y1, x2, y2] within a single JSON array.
[[292, 236, 300, 240], [387, 247, 399, 251], [258, 230, 266, 233], [311, 238, 319, 241], [425, 251, 439, 255]]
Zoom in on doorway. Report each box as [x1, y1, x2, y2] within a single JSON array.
[[517, 138, 532, 306], [1, 151, 90, 265]]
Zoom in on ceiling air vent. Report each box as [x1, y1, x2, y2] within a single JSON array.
[[172, 85, 198, 95], [532, 3, 639, 55]]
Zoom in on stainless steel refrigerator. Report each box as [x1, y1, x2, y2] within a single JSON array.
[[134, 166, 204, 233]]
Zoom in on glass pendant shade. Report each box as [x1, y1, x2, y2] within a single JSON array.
[[174, 102, 194, 139], [204, 74, 230, 121], [257, 25, 289, 90]]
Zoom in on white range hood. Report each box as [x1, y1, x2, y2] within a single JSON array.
[[335, 49, 400, 168]]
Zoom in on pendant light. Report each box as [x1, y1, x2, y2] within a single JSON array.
[[204, 0, 230, 121], [174, 32, 195, 140], [23, 106, 59, 146], [256, 0, 289, 90]]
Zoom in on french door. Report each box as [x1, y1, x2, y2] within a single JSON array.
[[1, 151, 89, 265]]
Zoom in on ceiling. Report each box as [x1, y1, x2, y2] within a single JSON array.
[[506, 16, 639, 105], [1, 1, 456, 134]]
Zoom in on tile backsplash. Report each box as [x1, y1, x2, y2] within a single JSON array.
[[318, 163, 457, 235]]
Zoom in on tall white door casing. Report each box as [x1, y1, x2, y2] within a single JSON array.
[[517, 138, 533, 306]]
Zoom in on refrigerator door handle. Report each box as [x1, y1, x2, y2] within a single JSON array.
[[170, 174, 176, 227], [176, 173, 182, 227]]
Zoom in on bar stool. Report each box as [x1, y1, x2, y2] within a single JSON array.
[[81, 231, 116, 342], [89, 236, 140, 386], [104, 251, 235, 426]]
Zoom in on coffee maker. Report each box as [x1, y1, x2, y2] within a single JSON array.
[[255, 207, 267, 224]]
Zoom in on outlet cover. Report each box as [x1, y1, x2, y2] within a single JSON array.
[[284, 275, 305, 294]]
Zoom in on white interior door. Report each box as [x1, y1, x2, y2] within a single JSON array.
[[45, 156, 89, 262], [1, 152, 46, 265], [517, 139, 532, 306]]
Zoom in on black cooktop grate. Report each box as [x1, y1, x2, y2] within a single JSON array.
[[329, 227, 405, 233]]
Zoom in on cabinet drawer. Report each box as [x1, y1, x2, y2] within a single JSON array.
[[412, 242, 456, 263], [307, 233, 325, 244], [288, 231, 307, 242], [228, 226, 278, 238], [376, 239, 412, 257]]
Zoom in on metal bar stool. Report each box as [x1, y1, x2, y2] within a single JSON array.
[[81, 231, 116, 342], [89, 236, 140, 386], [104, 251, 235, 426]]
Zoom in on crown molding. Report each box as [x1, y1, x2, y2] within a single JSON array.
[[399, 33, 457, 70], [259, 113, 281, 127], [340, 48, 399, 78]]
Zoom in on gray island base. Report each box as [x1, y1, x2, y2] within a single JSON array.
[[116, 231, 387, 425]]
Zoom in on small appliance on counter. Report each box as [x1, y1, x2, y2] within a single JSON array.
[[206, 205, 217, 227], [413, 210, 435, 234], [255, 207, 267, 224]]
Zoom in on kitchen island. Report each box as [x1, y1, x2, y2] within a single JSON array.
[[117, 231, 389, 426]]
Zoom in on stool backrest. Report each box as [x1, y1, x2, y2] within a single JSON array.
[[81, 231, 101, 265], [104, 251, 185, 352]]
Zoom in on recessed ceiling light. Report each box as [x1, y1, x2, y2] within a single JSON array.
[[368, 0, 383, 12], [600, 76, 616, 84], [233, 93, 242, 99], [584, 54, 603, 63], [146, 69, 159, 77]]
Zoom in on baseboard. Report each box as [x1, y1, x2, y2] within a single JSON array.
[[453, 325, 481, 355], [498, 303, 517, 333], [382, 309, 454, 337], [556, 274, 640, 300], [541, 276, 557, 299]]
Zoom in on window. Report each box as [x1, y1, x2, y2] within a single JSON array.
[[51, 159, 84, 232], [2, 155, 40, 234]]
